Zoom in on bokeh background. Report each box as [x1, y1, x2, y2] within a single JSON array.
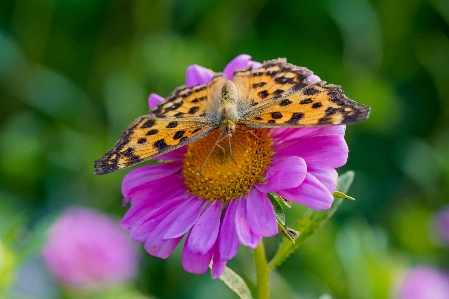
[[1, 0, 449, 298]]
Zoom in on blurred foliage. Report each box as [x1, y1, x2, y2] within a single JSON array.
[[1, 0, 449, 298]]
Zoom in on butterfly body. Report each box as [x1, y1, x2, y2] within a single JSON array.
[[94, 58, 370, 175]]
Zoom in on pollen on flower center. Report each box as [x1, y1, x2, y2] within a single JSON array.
[[183, 128, 273, 203]]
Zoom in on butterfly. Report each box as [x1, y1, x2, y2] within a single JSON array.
[[94, 58, 370, 175]]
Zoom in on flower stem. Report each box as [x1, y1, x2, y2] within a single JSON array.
[[254, 240, 270, 299]]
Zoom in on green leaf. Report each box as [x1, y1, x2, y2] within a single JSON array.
[[333, 191, 355, 201], [267, 193, 285, 225], [268, 171, 355, 270], [277, 223, 300, 243], [211, 265, 253, 299]]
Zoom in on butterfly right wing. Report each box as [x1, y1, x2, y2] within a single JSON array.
[[232, 58, 315, 110], [152, 73, 227, 117], [94, 115, 217, 174]]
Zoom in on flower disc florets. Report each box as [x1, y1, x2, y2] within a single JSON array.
[[183, 128, 273, 203]]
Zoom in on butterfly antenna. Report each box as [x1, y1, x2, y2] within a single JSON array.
[[197, 131, 225, 175]]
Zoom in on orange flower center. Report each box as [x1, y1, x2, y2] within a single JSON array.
[[183, 128, 273, 203]]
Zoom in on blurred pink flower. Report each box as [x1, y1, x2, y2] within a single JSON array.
[[41, 207, 139, 288], [123, 55, 345, 278], [397, 267, 449, 299]]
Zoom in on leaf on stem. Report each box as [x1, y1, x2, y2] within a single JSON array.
[[268, 171, 355, 270]]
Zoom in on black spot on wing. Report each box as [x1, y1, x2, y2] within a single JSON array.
[[153, 139, 169, 152], [173, 130, 185, 140], [141, 119, 156, 128], [163, 101, 183, 113], [312, 102, 322, 109], [146, 129, 158, 136], [286, 112, 304, 124], [191, 127, 202, 134], [300, 98, 313, 104], [166, 121, 178, 128], [137, 138, 147, 144], [188, 106, 200, 114], [279, 99, 292, 106], [303, 87, 319, 96], [275, 76, 296, 84], [258, 90, 269, 99], [271, 112, 283, 119]]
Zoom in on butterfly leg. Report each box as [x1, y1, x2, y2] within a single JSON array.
[[236, 127, 265, 142], [227, 135, 238, 166], [197, 131, 227, 175]]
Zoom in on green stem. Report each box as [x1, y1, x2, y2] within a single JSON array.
[[254, 240, 270, 299]]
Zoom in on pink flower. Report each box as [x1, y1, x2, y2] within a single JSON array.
[[397, 267, 449, 299], [124, 54, 347, 278], [41, 207, 140, 288]]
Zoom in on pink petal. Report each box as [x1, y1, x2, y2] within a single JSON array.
[[123, 174, 187, 205], [235, 197, 261, 249], [187, 200, 223, 255], [212, 244, 227, 279], [121, 162, 183, 200], [247, 188, 278, 236], [275, 135, 348, 168], [218, 200, 239, 261], [223, 54, 261, 79], [144, 236, 183, 259], [307, 74, 321, 84], [164, 197, 208, 239], [278, 173, 334, 210], [142, 197, 199, 258], [156, 146, 187, 161], [128, 196, 185, 241], [307, 161, 338, 193], [186, 64, 214, 87], [182, 232, 214, 274], [255, 156, 307, 193], [148, 93, 165, 112]]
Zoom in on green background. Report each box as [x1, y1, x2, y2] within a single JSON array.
[[1, 0, 448, 298]]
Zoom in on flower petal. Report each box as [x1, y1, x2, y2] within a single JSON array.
[[148, 93, 165, 111], [182, 233, 214, 274], [278, 173, 334, 210], [255, 156, 307, 193], [247, 188, 278, 236], [188, 200, 223, 255], [212, 244, 227, 279], [121, 162, 183, 200], [218, 200, 239, 261], [156, 147, 187, 161], [275, 135, 348, 168], [186, 64, 214, 87], [307, 74, 321, 84], [128, 196, 185, 241], [235, 197, 261, 249], [164, 197, 207, 239], [223, 54, 261, 79], [144, 235, 183, 259], [307, 161, 338, 193]]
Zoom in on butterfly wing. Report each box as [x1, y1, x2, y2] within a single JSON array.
[[239, 81, 370, 128], [152, 73, 227, 117], [94, 115, 217, 174], [232, 58, 315, 111]]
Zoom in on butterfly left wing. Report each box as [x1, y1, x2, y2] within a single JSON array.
[[152, 73, 227, 117], [239, 81, 370, 128], [94, 115, 216, 174]]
